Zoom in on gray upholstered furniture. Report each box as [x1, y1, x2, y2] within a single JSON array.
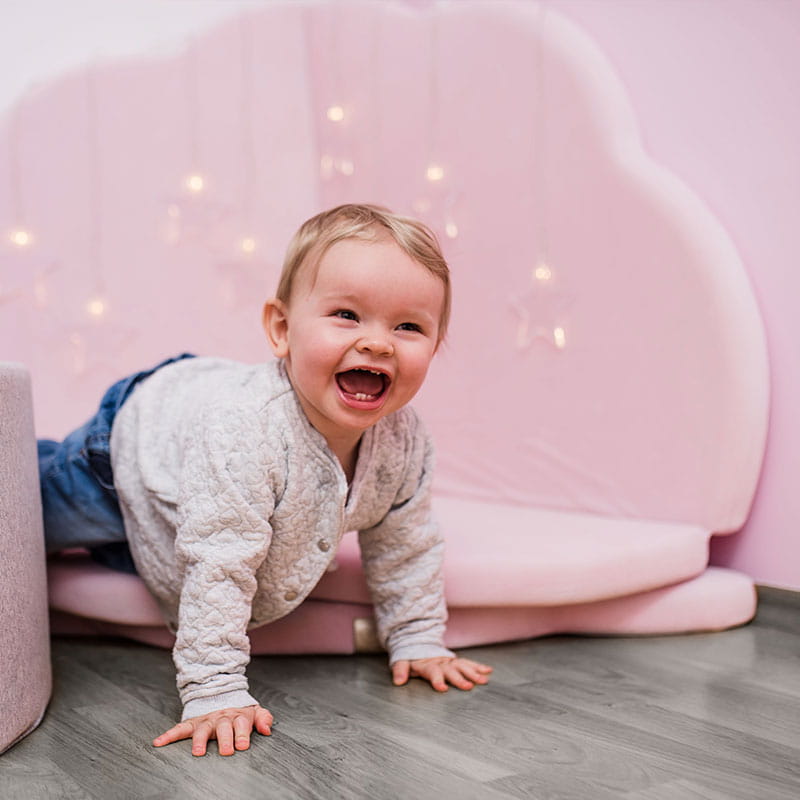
[[0, 363, 51, 753]]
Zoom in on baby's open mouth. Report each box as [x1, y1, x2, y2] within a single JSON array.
[[336, 369, 389, 402]]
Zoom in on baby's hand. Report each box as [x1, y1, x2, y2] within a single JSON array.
[[391, 656, 493, 692], [153, 704, 273, 757]]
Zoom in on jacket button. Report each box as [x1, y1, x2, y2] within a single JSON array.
[[284, 590, 297, 602], [318, 539, 330, 552]]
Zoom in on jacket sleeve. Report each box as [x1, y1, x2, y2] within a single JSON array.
[[173, 403, 274, 720], [357, 416, 455, 665]]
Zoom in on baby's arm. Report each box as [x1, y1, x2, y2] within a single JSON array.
[[392, 656, 493, 692], [168, 402, 276, 749], [359, 417, 494, 688], [154, 704, 273, 757]]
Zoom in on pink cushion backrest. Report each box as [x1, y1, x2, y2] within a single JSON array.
[[396, 3, 769, 533], [303, 2, 768, 532], [0, 2, 768, 536]]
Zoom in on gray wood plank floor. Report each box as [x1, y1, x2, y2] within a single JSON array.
[[2, 587, 798, 800]]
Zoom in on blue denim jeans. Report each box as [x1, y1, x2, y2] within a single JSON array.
[[38, 353, 194, 573]]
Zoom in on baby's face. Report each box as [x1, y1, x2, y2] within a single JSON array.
[[279, 237, 444, 447]]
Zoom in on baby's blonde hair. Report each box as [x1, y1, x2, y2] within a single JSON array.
[[276, 203, 451, 341]]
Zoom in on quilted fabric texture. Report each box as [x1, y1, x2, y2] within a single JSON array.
[[110, 357, 453, 718]]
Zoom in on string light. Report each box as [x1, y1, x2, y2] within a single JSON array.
[[553, 326, 566, 349], [534, 262, 552, 283], [327, 105, 345, 123], [239, 236, 257, 254], [86, 295, 109, 318], [185, 173, 205, 193], [8, 228, 33, 247], [84, 64, 110, 331], [445, 220, 459, 239], [7, 95, 36, 270], [426, 164, 445, 182]]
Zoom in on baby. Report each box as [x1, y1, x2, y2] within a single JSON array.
[[39, 203, 492, 757]]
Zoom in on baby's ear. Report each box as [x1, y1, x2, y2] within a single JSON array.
[[262, 298, 290, 358]]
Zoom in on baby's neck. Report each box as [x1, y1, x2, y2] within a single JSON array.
[[331, 437, 361, 484]]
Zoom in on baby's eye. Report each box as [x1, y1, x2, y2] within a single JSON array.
[[397, 322, 423, 333], [334, 309, 358, 321]]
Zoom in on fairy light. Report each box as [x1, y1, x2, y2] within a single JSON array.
[[86, 295, 108, 318], [553, 326, 567, 349], [7, 96, 35, 259], [185, 173, 205, 193], [238, 16, 260, 257], [534, 263, 552, 283], [338, 158, 355, 176], [85, 65, 110, 329], [426, 164, 445, 182], [327, 105, 345, 123], [445, 221, 459, 239], [9, 228, 33, 247], [183, 39, 205, 197]]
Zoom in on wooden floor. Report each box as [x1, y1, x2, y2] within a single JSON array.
[[2, 588, 799, 800]]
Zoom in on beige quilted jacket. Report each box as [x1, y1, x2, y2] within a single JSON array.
[[110, 358, 453, 719]]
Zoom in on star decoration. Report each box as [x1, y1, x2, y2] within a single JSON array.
[[160, 185, 235, 251], [412, 187, 462, 244], [510, 261, 575, 352], [30, 290, 138, 377], [0, 241, 62, 309]]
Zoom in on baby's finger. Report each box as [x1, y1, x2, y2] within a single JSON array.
[[464, 659, 494, 675], [456, 661, 491, 685], [216, 717, 235, 757], [427, 665, 449, 692], [442, 664, 475, 691], [233, 714, 253, 751], [254, 707, 274, 736], [153, 721, 193, 747], [191, 720, 213, 758], [391, 661, 411, 686]]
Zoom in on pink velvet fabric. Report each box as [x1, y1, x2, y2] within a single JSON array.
[[317, 500, 712, 607], [0, 364, 51, 753], [49, 567, 755, 656]]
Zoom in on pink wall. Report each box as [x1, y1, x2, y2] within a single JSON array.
[[549, 0, 800, 589]]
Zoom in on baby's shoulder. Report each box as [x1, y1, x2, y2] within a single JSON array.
[[176, 358, 288, 410], [148, 358, 292, 444], [371, 406, 432, 475], [378, 404, 428, 445]]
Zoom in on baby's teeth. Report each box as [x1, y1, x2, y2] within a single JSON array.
[[354, 392, 375, 401]]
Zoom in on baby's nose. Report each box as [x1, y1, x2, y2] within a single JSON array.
[[356, 334, 394, 357]]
